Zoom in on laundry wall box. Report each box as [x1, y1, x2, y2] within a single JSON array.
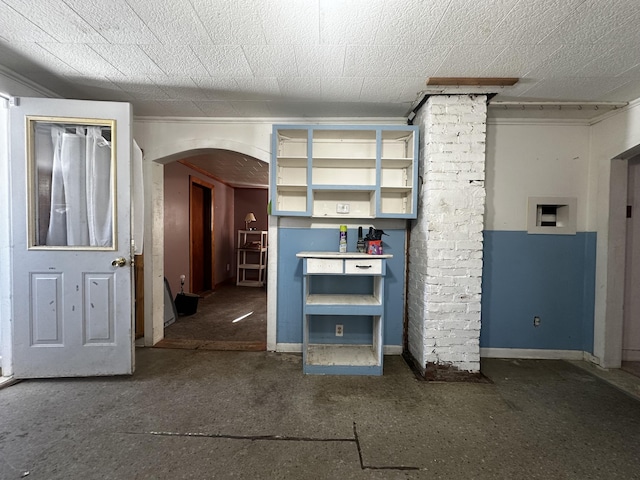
[[270, 125, 419, 219]]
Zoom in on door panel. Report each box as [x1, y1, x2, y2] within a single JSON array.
[[31, 273, 63, 344], [10, 97, 133, 378], [84, 273, 115, 344]]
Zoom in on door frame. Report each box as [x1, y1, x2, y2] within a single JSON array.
[[189, 176, 215, 294], [1, 97, 12, 376], [622, 157, 640, 360]]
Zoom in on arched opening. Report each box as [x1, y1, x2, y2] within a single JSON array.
[[140, 143, 273, 351]]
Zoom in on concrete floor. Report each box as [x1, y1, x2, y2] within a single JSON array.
[[1, 350, 640, 479]]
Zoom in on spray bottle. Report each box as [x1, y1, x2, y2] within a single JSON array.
[[339, 225, 347, 253]]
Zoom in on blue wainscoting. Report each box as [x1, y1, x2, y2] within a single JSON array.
[[276, 227, 406, 346], [481, 231, 596, 352]]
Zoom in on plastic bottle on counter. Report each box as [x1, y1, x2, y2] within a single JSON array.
[[339, 225, 347, 253]]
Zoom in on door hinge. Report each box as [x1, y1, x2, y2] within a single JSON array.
[[627, 205, 632, 218]]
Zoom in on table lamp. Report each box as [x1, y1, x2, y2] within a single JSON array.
[[245, 212, 257, 230]]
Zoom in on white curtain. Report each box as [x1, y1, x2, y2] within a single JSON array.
[[44, 125, 112, 247]]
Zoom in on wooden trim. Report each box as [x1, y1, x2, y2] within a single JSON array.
[[153, 338, 266, 351], [426, 77, 519, 86], [189, 176, 216, 294], [180, 160, 233, 188]]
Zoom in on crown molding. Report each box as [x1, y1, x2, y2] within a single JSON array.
[[0, 65, 60, 98], [133, 115, 408, 125]]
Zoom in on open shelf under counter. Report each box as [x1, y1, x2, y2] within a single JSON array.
[[297, 251, 391, 375], [306, 344, 379, 367]]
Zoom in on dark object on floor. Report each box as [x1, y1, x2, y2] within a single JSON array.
[[175, 292, 200, 316]]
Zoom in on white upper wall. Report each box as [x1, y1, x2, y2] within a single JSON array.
[[485, 121, 592, 232], [133, 119, 273, 164]]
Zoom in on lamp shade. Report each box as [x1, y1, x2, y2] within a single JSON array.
[[245, 212, 257, 223]]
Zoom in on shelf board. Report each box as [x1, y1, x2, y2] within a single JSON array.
[[381, 158, 412, 168], [380, 186, 412, 192], [311, 185, 376, 191], [311, 214, 375, 219], [312, 157, 376, 165], [238, 264, 266, 270], [306, 294, 380, 306], [277, 184, 307, 191], [306, 344, 379, 366], [276, 156, 308, 166]]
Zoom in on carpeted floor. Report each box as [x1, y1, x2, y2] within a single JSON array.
[[622, 360, 640, 378], [156, 283, 267, 351]]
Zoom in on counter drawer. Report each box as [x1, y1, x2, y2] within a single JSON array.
[[345, 259, 382, 275], [306, 258, 343, 274]]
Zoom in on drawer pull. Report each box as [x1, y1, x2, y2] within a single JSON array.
[[356, 264, 372, 269]]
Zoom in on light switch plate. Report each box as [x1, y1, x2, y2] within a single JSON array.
[[336, 203, 350, 214]]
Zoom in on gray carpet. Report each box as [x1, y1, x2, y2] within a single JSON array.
[[159, 283, 266, 350]]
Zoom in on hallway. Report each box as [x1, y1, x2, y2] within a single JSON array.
[[158, 283, 267, 351], [1, 350, 640, 479]]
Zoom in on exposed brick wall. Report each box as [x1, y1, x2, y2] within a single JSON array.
[[407, 94, 487, 378]]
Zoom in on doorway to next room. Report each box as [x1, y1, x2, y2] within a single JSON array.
[[157, 155, 268, 351]]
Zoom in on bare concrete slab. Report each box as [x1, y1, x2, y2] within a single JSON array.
[[1, 349, 640, 479]]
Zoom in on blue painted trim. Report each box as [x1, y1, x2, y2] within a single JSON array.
[[311, 185, 376, 191], [481, 231, 596, 353], [411, 131, 419, 216], [273, 124, 419, 132], [376, 130, 382, 214], [306, 129, 313, 214]]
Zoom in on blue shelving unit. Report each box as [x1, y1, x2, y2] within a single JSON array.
[[271, 125, 419, 219]]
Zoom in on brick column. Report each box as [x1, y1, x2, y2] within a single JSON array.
[[407, 94, 487, 380]]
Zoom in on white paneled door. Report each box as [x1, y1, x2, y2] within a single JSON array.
[[9, 98, 134, 378]]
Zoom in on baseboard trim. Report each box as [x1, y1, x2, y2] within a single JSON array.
[[384, 345, 402, 355], [622, 350, 640, 362], [275, 343, 403, 355], [276, 343, 302, 353], [480, 348, 585, 360]]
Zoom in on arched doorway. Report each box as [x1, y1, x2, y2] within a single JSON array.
[[134, 127, 276, 351]]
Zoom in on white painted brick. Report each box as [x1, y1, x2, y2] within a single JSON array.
[[407, 94, 487, 374]]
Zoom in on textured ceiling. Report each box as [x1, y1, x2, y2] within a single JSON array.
[[3, 0, 640, 188], [1, 0, 640, 120], [178, 151, 270, 188]]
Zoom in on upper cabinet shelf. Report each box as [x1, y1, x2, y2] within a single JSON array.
[[271, 125, 419, 218]]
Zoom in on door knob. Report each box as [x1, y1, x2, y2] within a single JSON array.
[[111, 257, 126, 267]]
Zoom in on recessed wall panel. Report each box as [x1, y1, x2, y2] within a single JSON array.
[[30, 273, 63, 345], [83, 273, 115, 344]]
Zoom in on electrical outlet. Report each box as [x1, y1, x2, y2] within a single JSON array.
[[226, 263, 230, 271], [533, 316, 541, 327], [335, 324, 343, 337]]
